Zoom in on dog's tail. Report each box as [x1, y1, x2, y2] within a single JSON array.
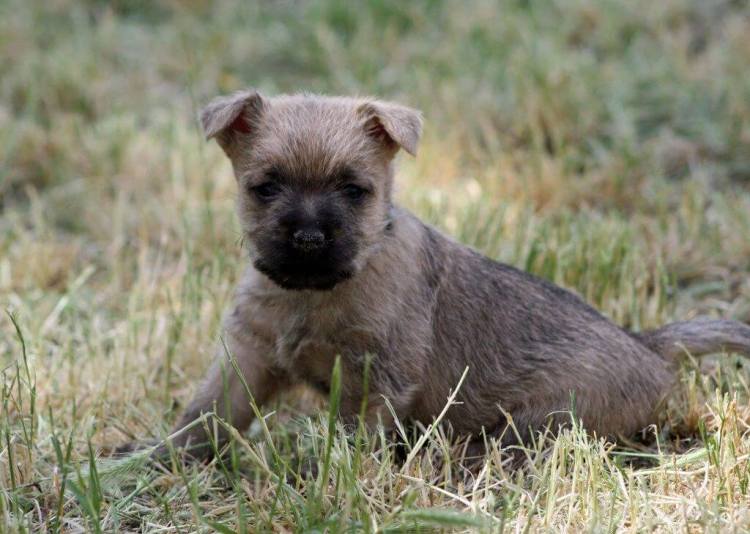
[[636, 318, 750, 362]]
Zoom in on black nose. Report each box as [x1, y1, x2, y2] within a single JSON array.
[[292, 228, 326, 251]]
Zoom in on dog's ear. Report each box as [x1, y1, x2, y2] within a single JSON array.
[[359, 101, 423, 156], [200, 90, 267, 155]]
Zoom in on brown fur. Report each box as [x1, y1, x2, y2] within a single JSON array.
[[139, 90, 750, 458]]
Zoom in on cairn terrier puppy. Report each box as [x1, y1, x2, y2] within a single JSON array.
[[130, 90, 750, 461]]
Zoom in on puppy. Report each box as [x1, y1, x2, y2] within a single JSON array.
[[140, 90, 750, 460]]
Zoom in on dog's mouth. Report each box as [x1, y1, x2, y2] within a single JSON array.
[[253, 258, 354, 291], [250, 234, 360, 291]]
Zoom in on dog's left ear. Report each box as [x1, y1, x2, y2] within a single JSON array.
[[199, 89, 267, 155], [359, 101, 423, 156]]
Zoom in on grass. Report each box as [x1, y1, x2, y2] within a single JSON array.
[[2, 0, 750, 531]]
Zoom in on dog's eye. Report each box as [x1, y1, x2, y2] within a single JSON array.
[[342, 184, 368, 201], [250, 182, 282, 201]]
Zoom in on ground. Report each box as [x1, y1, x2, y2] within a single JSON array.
[[2, 0, 750, 532]]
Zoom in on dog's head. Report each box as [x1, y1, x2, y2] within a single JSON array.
[[201, 91, 422, 290]]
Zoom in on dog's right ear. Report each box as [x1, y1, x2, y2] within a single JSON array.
[[199, 90, 267, 155]]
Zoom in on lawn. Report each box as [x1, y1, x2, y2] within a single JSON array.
[[2, 0, 750, 531]]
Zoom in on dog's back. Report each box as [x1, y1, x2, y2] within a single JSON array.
[[410, 217, 750, 442]]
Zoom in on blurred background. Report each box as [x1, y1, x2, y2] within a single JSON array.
[[2, 1, 750, 530], [2, 0, 750, 408]]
